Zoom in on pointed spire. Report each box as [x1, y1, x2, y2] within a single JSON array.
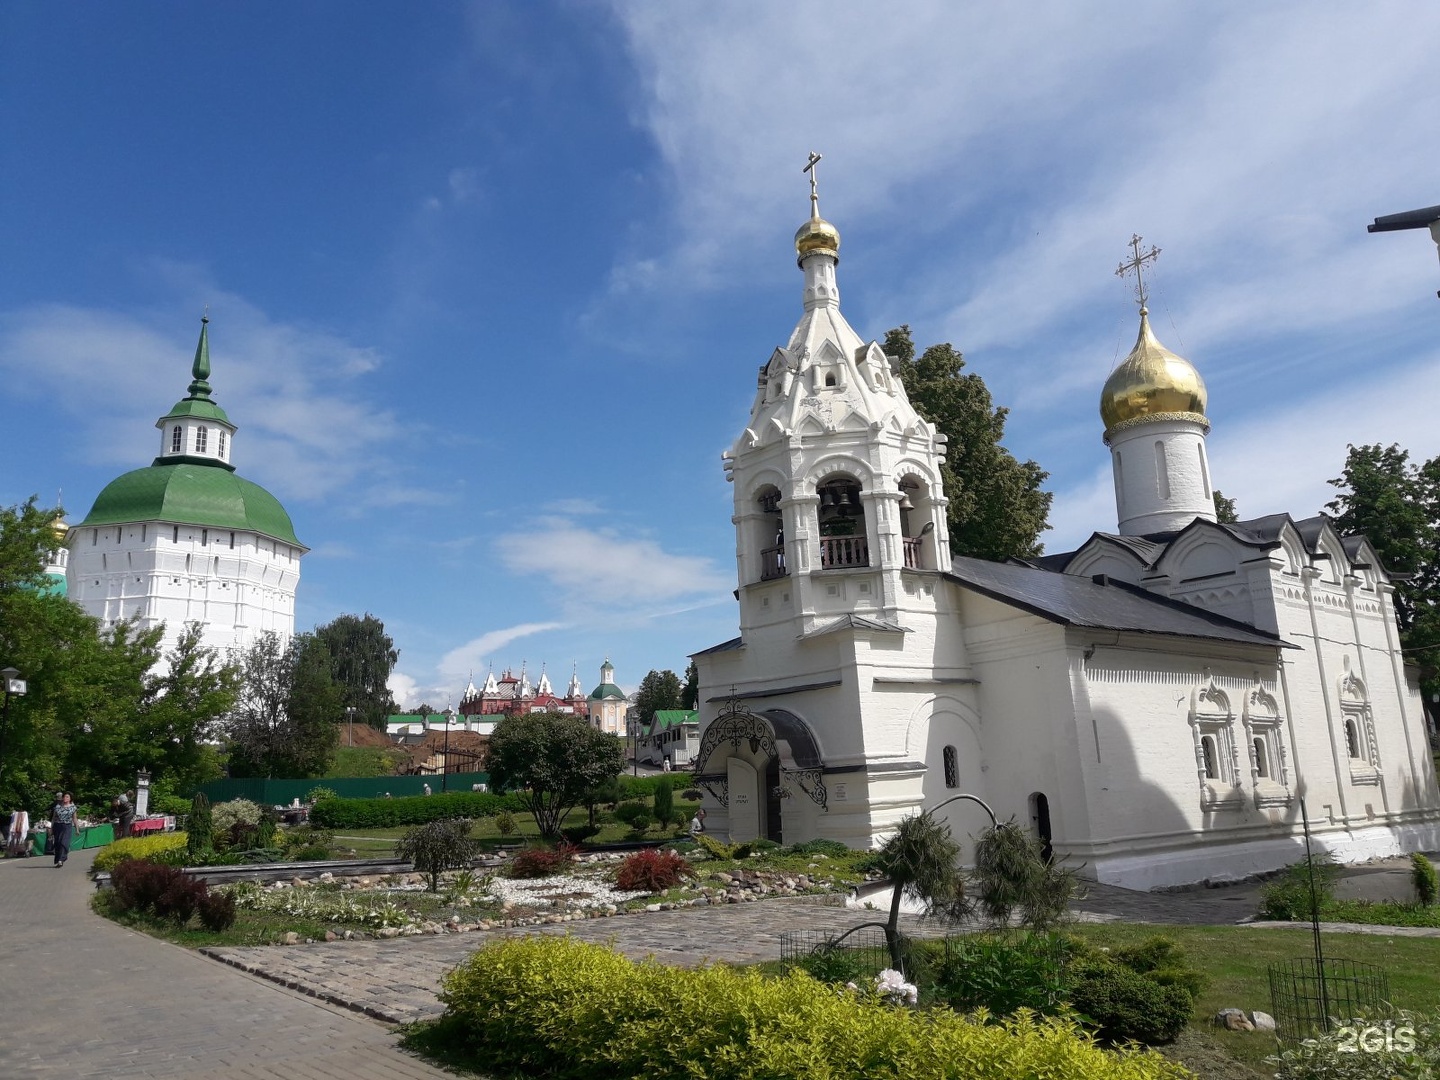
[[187, 314, 214, 400]]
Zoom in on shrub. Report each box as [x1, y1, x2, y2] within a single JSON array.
[[396, 818, 483, 892], [94, 832, 189, 872], [187, 792, 213, 857], [494, 810, 517, 837], [793, 943, 868, 985], [789, 838, 851, 857], [309, 791, 527, 830], [211, 798, 263, 834], [936, 932, 1076, 1018], [1110, 936, 1207, 1003], [694, 833, 737, 861], [112, 859, 185, 915], [1069, 966, 1193, 1045], [560, 823, 600, 844], [1412, 853, 1438, 907], [306, 785, 339, 804], [197, 889, 237, 932], [614, 849, 690, 892], [433, 936, 1190, 1080], [291, 845, 333, 861], [505, 842, 577, 880], [972, 820, 1081, 932], [680, 788, 703, 801], [1267, 1007, 1440, 1079], [652, 777, 674, 828], [254, 812, 278, 850], [1258, 852, 1341, 921], [154, 875, 208, 924], [279, 824, 333, 857], [613, 801, 652, 831]]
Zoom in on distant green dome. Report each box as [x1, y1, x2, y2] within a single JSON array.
[[79, 462, 302, 546]]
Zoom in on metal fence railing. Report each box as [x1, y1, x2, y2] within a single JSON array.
[[1268, 957, 1390, 1043]]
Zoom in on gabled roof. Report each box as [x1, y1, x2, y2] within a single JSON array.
[[692, 636, 744, 657], [946, 555, 1290, 649], [650, 709, 697, 733], [800, 613, 908, 640]]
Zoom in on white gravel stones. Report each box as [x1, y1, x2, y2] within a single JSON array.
[[479, 872, 649, 911]]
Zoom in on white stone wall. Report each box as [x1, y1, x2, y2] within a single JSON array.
[[67, 521, 300, 657], [1109, 419, 1215, 536]]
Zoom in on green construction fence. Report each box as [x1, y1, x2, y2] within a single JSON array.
[[198, 772, 491, 806]]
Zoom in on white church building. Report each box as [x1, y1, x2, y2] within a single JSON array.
[[67, 318, 305, 656], [692, 182, 1440, 890]]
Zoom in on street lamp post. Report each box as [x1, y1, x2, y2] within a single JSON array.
[[442, 707, 455, 793], [345, 706, 357, 748], [0, 667, 27, 792]]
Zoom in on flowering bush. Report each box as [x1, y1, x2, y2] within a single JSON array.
[[873, 968, 919, 1007], [614, 848, 690, 892], [225, 882, 414, 929]]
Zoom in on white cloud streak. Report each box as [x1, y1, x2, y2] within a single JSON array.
[[438, 622, 569, 681]]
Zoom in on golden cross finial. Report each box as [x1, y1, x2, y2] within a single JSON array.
[[1115, 234, 1161, 310], [803, 151, 823, 217]]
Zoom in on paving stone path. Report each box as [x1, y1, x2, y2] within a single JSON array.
[[0, 850, 451, 1080]]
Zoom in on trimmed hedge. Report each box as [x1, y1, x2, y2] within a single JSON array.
[[93, 832, 189, 872], [434, 936, 1191, 1080], [309, 791, 526, 829]]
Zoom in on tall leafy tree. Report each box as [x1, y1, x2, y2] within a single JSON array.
[[137, 623, 239, 796], [633, 669, 683, 731], [486, 711, 625, 839], [1327, 443, 1440, 722], [313, 613, 398, 729], [884, 327, 1052, 561], [226, 632, 340, 778], [1213, 491, 1239, 524], [680, 660, 699, 711]]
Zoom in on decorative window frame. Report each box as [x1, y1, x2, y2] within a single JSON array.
[[1242, 686, 1292, 808], [1189, 680, 1244, 810], [1338, 664, 1380, 786], [171, 425, 183, 453], [195, 425, 209, 454]]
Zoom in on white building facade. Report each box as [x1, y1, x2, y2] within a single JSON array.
[[692, 191, 1440, 889], [67, 318, 305, 656]]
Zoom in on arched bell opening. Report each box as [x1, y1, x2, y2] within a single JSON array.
[[817, 474, 869, 569], [897, 474, 936, 570], [755, 484, 787, 582]]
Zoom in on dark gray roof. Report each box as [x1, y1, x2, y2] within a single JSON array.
[[692, 636, 743, 657], [801, 613, 908, 639], [946, 555, 1291, 649]]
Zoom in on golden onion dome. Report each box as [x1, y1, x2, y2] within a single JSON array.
[[1100, 309, 1208, 439], [51, 518, 70, 539], [795, 213, 840, 264]]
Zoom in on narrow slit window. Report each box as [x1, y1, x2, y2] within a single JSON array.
[[942, 745, 959, 789], [1252, 736, 1269, 778], [1201, 735, 1218, 780], [1155, 441, 1171, 500], [1345, 719, 1360, 759], [218, 430, 227, 458]]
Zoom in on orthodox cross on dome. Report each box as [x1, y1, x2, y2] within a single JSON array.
[[803, 151, 823, 217], [1115, 234, 1161, 311]]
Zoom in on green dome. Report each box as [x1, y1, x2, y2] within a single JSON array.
[[161, 397, 232, 423], [79, 462, 302, 546]]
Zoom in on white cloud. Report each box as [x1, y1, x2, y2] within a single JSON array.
[[0, 272, 443, 508], [388, 670, 421, 710], [438, 622, 569, 680], [494, 517, 730, 609]]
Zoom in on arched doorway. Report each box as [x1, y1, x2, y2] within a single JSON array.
[[1029, 792, 1053, 863]]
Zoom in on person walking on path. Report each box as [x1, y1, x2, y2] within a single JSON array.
[[50, 792, 78, 867]]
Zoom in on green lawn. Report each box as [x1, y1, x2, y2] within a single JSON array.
[[1068, 922, 1440, 1076]]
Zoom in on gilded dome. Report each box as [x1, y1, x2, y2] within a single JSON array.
[[795, 214, 840, 263], [1100, 310, 1207, 437]]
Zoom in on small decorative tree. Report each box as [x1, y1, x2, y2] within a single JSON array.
[[395, 818, 483, 893], [187, 792, 213, 859], [866, 812, 968, 968], [1413, 852, 1438, 907], [652, 776, 675, 829], [971, 819, 1081, 932]]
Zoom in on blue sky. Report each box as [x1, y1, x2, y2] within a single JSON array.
[[3, 3, 1438, 709]]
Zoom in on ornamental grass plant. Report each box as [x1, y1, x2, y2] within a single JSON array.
[[430, 936, 1190, 1080]]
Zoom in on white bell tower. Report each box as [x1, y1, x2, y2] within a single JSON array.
[[723, 153, 952, 636]]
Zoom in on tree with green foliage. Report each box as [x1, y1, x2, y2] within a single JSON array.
[[395, 818, 482, 892], [652, 775, 675, 828], [681, 660, 699, 710], [868, 812, 968, 967], [137, 624, 239, 795], [187, 791, 214, 858], [313, 613, 398, 729], [1212, 490, 1239, 524], [486, 711, 625, 840], [226, 632, 340, 778], [1327, 443, 1440, 725], [971, 820, 1081, 932], [884, 327, 1052, 561], [633, 669, 683, 731]]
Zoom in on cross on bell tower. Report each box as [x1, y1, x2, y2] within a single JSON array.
[[1115, 234, 1161, 310]]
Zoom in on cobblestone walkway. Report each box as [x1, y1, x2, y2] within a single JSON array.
[[0, 851, 451, 1080]]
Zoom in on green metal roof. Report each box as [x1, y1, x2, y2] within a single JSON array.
[[79, 462, 302, 546], [651, 709, 697, 731], [160, 397, 232, 423], [588, 682, 626, 701]]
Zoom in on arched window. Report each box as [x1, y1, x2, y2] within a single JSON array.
[[824, 371, 837, 387], [1200, 735, 1218, 780], [195, 426, 209, 454], [218, 430, 227, 458], [942, 745, 959, 789], [899, 477, 927, 569], [756, 485, 786, 581], [1344, 719, 1360, 759], [171, 425, 182, 453], [1155, 441, 1171, 500], [1252, 736, 1269, 778]]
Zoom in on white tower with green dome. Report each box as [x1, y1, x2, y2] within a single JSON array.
[[67, 317, 307, 656]]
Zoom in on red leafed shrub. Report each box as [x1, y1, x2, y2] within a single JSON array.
[[615, 848, 690, 892], [197, 890, 237, 932], [110, 858, 214, 926], [505, 841, 579, 880]]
